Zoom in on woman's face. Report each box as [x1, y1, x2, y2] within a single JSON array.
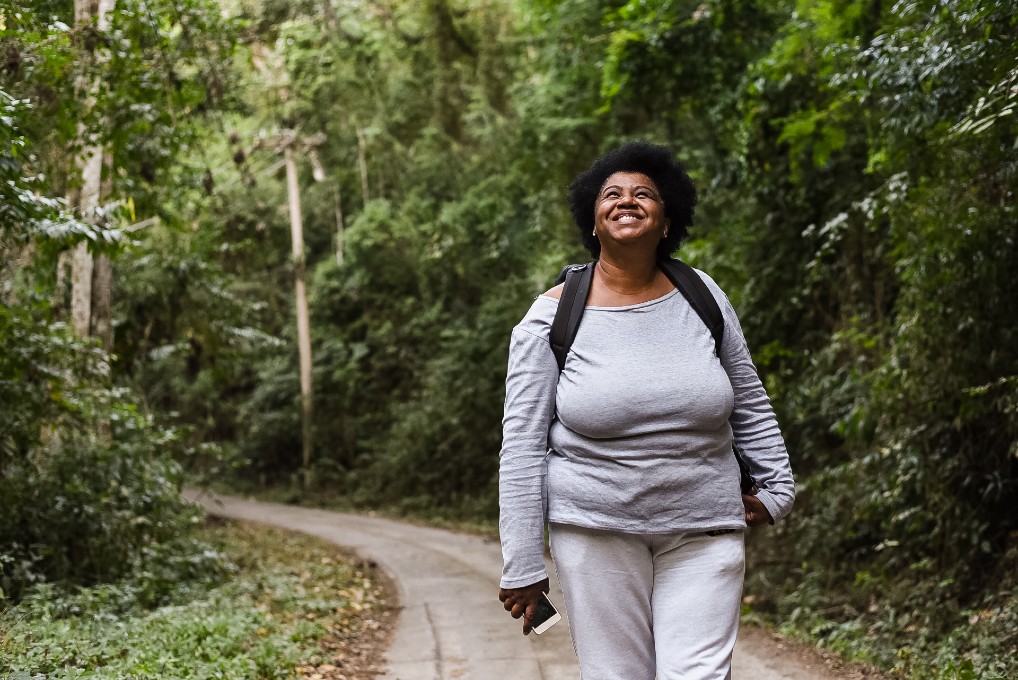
[[593, 171, 669, 247]]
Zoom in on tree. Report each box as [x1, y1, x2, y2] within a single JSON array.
[[0, 0, 237, 600], [67, 0, 116, 342]]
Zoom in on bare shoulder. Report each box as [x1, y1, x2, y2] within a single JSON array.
[[543, 283, 564, 300]]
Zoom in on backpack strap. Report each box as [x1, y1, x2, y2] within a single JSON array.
[[548, 258, 725, 369], [547, 259, 751, 491], [658, 257, 725, 355], [549, 263, 594, 371]]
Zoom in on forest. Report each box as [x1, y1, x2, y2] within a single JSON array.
[[1, 0, 1016, 677]]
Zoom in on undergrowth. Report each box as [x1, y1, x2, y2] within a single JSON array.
[[0, 519, 389, 679], [745, 526, 1018, 680]]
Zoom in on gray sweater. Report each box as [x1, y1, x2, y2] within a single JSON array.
[[498, 271, 795, 589]]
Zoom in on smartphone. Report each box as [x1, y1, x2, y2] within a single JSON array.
[[531, 592, 562, 635]]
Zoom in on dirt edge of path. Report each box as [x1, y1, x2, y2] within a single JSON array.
[[738, 625, 893, 680], [296, 551, 401, 680], [208, 512, 402, 680]]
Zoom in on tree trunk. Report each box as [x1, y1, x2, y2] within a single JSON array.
[[284, 143, 314, 490], [70, 137, 103, 337], [334, 185, 345, 265], [356, 126, 370, 205], [91, 254, 113, 349], [69, 0, 115, 339], [70, 242, 95, 336]]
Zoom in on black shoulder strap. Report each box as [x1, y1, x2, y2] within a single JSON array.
[[658, 257, 725, 354], [548, 258, 724, 371], [549, 263, 593, 371], [548, 258, 742, 489]]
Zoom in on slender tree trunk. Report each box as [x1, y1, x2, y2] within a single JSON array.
[[284, 143, 314, 490], [91, 254, 113, 348], [70, 242, 95, 336], [356, 126, 370, 205], [334, 186, 345, 265], [91, 151, 114, 350], [69, 0, 115, 338], [70, 144, 102, 337]]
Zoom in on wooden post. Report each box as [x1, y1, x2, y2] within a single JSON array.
[[284, 140, 314, 490]]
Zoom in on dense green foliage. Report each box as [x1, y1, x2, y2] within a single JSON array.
[[0, 0, 235, 599], [3, 0, 1017, 676], [1, 521, 388, 678]]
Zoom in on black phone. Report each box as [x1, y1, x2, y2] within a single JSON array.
[[531, 592, 562, 634]]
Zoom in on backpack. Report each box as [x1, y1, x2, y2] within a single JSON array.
[[548, 257, 757, 494]]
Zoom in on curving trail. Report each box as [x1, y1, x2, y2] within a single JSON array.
[[186, 490, 848, 680]]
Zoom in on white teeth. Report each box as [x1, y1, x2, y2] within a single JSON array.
[[617, 214, 639, 223]]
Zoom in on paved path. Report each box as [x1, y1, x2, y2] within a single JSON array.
[[186, 490, 830, 680]]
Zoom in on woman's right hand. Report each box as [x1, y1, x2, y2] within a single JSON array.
[[498, 577, 551, 635], [743, 492, 773, 527]]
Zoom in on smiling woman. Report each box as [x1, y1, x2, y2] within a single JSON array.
[[568, 141, 697, 262], [496, 141, 795, 679], [585, 170, 676, 305], [594, 172, 669, 250]]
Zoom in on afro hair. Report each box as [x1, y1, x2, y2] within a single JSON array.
[[567, 141, 697, 259]]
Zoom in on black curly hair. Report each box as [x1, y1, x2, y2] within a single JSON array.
[[568, 141, 697, 259]]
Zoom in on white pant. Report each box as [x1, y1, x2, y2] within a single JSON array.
[[549, 523, 745, 680]]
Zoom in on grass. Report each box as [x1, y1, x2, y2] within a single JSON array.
[[0, 519, 393, 679]]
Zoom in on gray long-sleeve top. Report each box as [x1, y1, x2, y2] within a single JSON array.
[[498, 271, 795, 589]]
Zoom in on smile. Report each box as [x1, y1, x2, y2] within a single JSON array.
[[614, 213, 642, 223]]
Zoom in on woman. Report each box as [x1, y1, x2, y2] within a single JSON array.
[[497, 141, 795, 679]]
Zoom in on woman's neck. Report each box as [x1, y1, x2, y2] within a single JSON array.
[[585, 250, 673, 307], [596, 253, 658, 296]]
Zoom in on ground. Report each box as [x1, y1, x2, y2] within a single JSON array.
[[297, 559, 399, 680], [192, 490, 892, 680]]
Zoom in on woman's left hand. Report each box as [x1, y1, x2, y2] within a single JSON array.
[[742, 493, 772, 527]]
